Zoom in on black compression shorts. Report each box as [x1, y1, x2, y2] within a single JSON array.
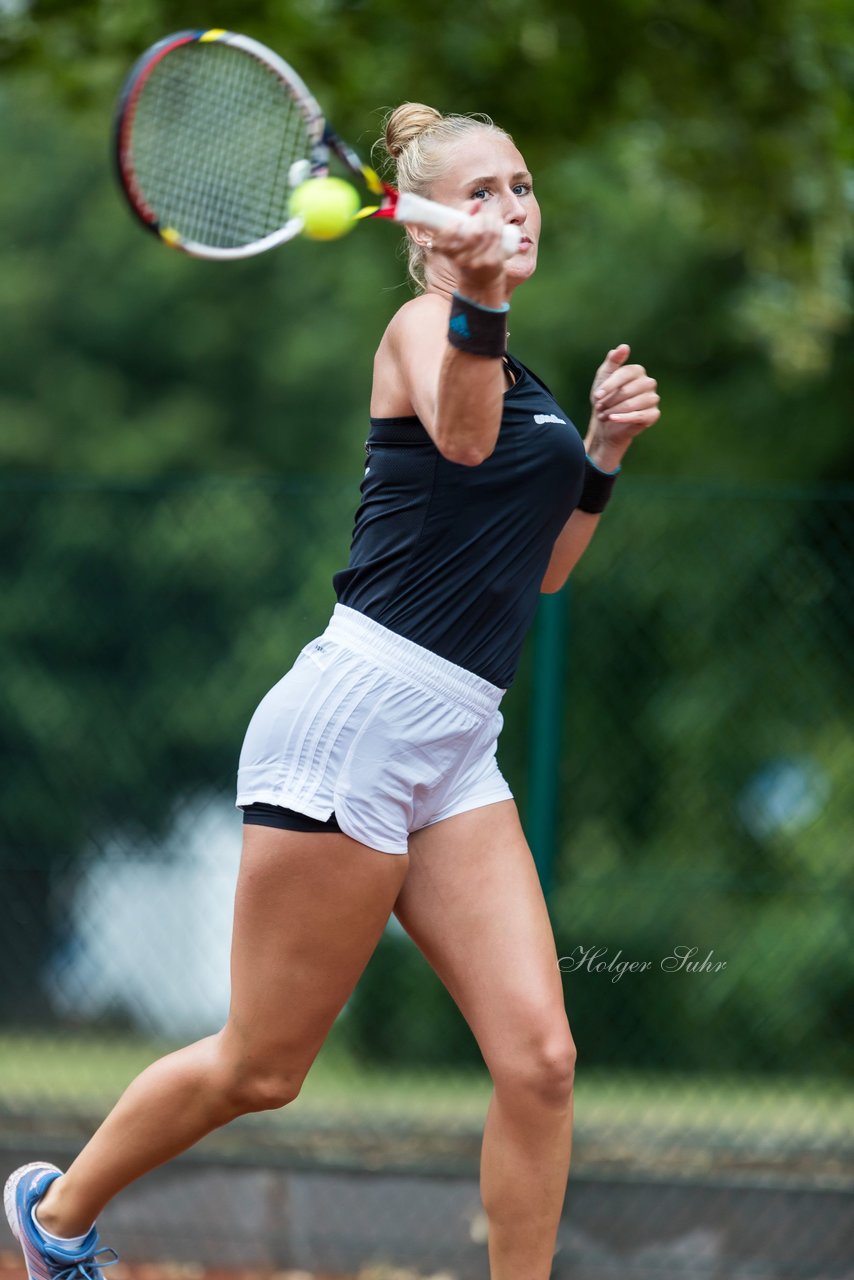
[[240, 801, 342, 833]]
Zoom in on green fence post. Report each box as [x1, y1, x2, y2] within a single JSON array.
[[526, 586, 569, 898]]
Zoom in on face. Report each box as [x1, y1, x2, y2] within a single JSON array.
[[426, 129, 541, 286]]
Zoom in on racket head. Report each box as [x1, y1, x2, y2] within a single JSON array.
[[114, 29, 326, 259]]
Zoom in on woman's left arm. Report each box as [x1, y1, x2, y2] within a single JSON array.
[[540, 344, 660, 593]]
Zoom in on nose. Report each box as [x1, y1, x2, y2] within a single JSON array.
[[504, 188, 527, 226]]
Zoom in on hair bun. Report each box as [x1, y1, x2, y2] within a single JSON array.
[[384, 102, 443, 160]]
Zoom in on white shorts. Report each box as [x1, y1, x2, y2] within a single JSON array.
[[236, 604, 513, 854]]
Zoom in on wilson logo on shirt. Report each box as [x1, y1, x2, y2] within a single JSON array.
[[534, 413, 566, 425]]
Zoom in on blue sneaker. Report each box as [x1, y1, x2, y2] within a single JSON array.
[[3, 1162, 118, 1280]]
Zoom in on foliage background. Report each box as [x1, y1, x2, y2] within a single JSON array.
[[0, 0, 851, 1083]]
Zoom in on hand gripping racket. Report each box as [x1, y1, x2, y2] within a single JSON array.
[[114, 29, 521, 261]]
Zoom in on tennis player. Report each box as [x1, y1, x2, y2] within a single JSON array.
[[6, 104, 660, 1280]]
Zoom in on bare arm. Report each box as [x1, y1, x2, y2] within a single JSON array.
[[382, 214, 510, 466], [540, 345, 661, 592], [540, 513, 602, 593]]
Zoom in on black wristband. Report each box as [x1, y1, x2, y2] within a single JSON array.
[[577, 453, 620, 514], [447, 290, 509, 358]]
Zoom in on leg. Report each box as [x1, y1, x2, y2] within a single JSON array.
[[394, 800, 575, 1280], [36, 824, 409, 1237]]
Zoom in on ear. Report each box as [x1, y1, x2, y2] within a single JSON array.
[[409, 229, 433, 251]]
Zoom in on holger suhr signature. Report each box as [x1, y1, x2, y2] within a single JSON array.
[[557, 945, 727, 982]]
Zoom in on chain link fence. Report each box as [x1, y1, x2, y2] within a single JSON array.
[[1, 476, 852, 1279]]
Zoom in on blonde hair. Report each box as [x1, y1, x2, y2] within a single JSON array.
[[377, 103, 512, 291]]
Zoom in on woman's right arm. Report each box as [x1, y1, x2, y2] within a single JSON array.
[[386, 216, 509, 467]]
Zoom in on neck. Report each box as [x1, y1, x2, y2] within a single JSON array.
[[423, 256, 519, 306]]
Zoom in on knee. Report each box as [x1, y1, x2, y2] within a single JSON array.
[[220, 1065, 304, 1115], [528, 1034, 577, 1107], [224, 1070, 303, 1115], [213, 1040, 305, 1116], [492, 1026, 577, 1110]]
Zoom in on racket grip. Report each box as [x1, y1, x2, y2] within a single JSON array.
[[394, 192, 522, 256]]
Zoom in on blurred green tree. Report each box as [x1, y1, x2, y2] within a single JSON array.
[[1, 0, 851, 370], [0, 9, 850, 1074]]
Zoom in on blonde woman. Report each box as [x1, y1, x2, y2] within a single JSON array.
[[6, 104, 660, 1280]]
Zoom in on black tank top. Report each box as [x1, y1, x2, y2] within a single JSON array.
[[332, 352, 586, 688]]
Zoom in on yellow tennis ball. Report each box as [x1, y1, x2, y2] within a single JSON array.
[[288, 177, 360, 241]]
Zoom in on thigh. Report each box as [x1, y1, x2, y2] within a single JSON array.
[[223, 824, 410, 1074], [393, 800, 572, 1074]]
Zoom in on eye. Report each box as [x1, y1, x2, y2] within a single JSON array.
[[513, 183, 532, 196], [471, 187, 490, 201]]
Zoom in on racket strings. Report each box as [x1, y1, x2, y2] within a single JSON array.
[[128, 42, 311, 249]]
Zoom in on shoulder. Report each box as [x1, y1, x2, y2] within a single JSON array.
[[371, 294, 451, 419], [373, 293, 450, 381], [383, 293, 450, 353]]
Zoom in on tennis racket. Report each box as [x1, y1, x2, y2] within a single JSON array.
[[114, 29, 521, 261]]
